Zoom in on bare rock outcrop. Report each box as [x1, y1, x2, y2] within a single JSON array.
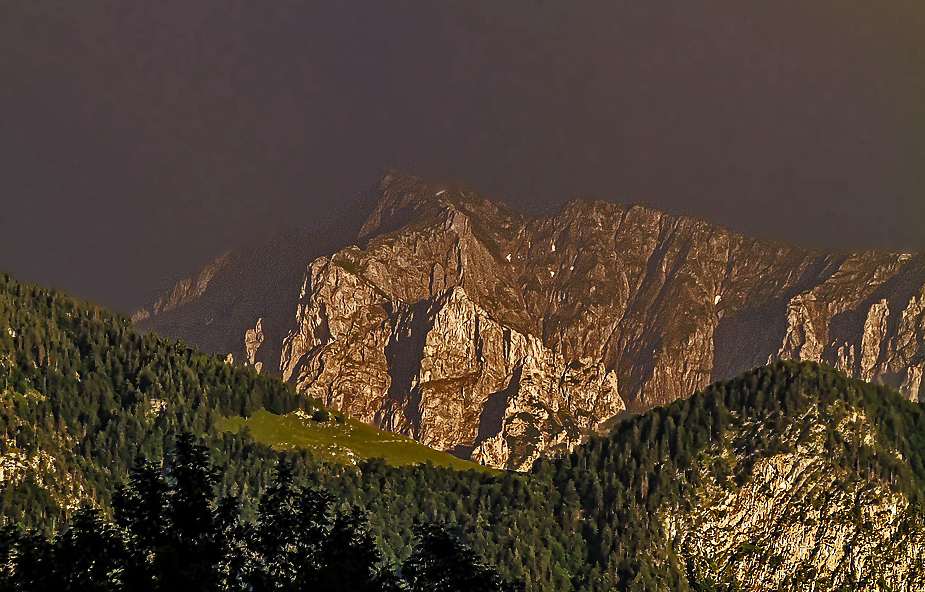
[[666, 403, 925, 589], [245, 318, 265, 372]]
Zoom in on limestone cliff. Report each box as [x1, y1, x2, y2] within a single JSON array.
[[277, 256, 622, 471], [136, 170, 925, 469]]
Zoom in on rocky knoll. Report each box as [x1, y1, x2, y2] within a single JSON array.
[[653, 365, 925, 590], [136, 170, 925, 469]]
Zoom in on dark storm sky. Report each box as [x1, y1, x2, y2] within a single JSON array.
[[1, 0, 923, 315]]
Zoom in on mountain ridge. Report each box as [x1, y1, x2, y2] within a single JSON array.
[[136, 170, 925, 469]]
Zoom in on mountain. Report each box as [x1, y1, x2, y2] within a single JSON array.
[[136, 170, 925, 471], [4, 273, 925, 589]]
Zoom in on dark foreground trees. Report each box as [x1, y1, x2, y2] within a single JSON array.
[[402, 522, 525, 592], [0, 434, 520, 592]]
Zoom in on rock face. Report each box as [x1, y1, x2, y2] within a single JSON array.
[[666, 402, 925, 589], [136, 170, 925, 469], [277, 257, 623, 470]]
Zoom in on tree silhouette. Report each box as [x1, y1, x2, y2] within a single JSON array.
[[247, 459, 388, 591], [160, 433, 226, 592], [49, 507, 124, 591], [113, 455, 166, 591], [317, 506, 386, 591], [402, 522, 525, 592]]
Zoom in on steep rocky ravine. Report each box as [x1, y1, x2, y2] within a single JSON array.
[[136, 170, 925, 469]]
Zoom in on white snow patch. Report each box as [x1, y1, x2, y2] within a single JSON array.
[[549, 271, 555, 278], [714, 295, 722, 305]]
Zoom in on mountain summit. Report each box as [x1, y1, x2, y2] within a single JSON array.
[[136, 170, 925, 469]]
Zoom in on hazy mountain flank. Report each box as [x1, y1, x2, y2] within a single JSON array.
[[137, 170, 925, 470]]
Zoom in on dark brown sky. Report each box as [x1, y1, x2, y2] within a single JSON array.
[[1, 0, 923, 314]]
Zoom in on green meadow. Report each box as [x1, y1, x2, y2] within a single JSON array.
[[219, 409, 495, 473]]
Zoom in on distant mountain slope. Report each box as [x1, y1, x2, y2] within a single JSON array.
[[137, 170, 925, 470], [131, 180, 384, 378]]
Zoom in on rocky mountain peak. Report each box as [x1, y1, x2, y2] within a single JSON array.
[[137, 171, 925, 469], [358, 170, 438, 241]]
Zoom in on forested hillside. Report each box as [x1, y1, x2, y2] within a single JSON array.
[[3, 274, 925, 590], [0, 273, 479, 531], [0, 273, 300, 529]]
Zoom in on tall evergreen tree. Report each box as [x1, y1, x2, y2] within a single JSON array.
[[159, 433, 226, 592]]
